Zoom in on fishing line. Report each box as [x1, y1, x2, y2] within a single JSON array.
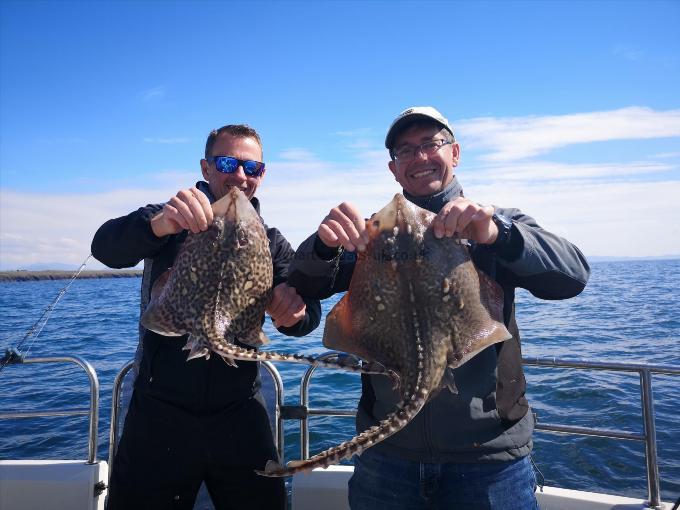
[[0, 254, 93, 373]]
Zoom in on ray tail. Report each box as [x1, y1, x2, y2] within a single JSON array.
[[256, 376, 432, 477], [205, 340, 394, 376]]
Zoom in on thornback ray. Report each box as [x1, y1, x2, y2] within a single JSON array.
[[258, 193, 511, 477]]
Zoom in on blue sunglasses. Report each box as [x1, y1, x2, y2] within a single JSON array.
[[207, 156, 266, 177]]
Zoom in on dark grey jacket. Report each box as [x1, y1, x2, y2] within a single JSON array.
[[289, 192, 589, 463]]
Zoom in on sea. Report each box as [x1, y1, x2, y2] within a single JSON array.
[[1, 259, 679, 504]]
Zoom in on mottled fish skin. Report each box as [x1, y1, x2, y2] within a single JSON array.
[[259, 193, 511, 477], [140, 188, 398, 376], [141, 187, 274, 356]]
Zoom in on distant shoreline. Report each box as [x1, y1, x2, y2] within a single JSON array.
[[0, 270, 143, 282], [1, 257, 678, 282]]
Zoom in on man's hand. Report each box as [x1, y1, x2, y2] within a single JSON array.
[[267, 283, 306, 328], [432, 197, 498, 245], [318, 202, 369, 252], [150, 187, 214, 238]]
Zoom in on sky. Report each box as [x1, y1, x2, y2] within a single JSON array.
[[1, 0, 679, 270]]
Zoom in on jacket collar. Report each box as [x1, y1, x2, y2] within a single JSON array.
[[402, 176, 464, 214]]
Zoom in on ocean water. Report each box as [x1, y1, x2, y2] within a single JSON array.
[[1, 259, 679, 503]]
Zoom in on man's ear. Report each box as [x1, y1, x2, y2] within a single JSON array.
[[388, 160, 397, 180], [200, 159, 210, 181], [451, 143, 461, 166]]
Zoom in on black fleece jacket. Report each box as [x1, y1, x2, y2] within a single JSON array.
[[92, 187, 320, 412]]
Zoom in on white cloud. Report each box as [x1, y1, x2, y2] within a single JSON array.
[[277, 148, 325, 163], [650, 151, 680, 159], [462, 178, 680, 258], [138, 86, 165, 102], [260, 151, 680, 257], [258, 171, 395, 247], [0, 188, 174, 270], [458, 107, 680, 162], [463, 160, 673, 183], [3, 159, 677, 270], [613, 45, 644, 61], [2, 107, 680, 269]]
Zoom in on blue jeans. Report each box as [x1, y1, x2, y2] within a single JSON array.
[[348, 449, 539, 510]]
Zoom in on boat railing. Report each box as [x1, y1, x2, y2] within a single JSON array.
[[294, 353, 680, 510], [108, 352, 680, 509], [523, 357, 679, 510], [0, 353, 100, 464]]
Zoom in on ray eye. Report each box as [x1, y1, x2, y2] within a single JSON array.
[[236, 227, 248, 247]]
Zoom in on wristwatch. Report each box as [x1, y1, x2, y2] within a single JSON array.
[[491, 212, 513, 247]]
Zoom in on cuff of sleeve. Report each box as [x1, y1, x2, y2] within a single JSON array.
[[314, 235, 342, 261], [141, 209, 172, 248], [491, 224, 523, 261]]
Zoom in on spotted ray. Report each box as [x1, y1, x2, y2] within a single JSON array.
[[140, 187, 394, 376], [259, 193, 511, 477]]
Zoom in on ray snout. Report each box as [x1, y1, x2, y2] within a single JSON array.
[[369, 194, 427, 234], [211, 187, 254, 223]]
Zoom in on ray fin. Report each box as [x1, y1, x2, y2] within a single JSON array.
[[149, 267, 171, 302], [447, 269, 512, 368], [183, 335, 211, 361], [441, 367, 459, 394], [322, 294, 375, 361], [141, 268, 190, 336], [477, 268, 509, 326]]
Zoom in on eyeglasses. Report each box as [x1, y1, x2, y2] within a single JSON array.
[[391, 139, 453, 162], [207, 156, 266, 177]]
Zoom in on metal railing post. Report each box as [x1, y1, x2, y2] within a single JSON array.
[[640, 368, 661, 509], [261, 360, 286, 461], [108, 360, 135, 479], [299, 362, 318, 460]]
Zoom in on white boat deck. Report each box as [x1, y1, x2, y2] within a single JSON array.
[[0, 461, 674, 510], [0, 460, 108, 510]]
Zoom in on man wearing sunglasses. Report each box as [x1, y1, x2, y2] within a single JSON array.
[[289, 107, 590, 509], [92, 124, 320, 510]]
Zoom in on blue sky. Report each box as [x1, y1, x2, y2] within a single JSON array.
[[1, 0, 679, 269]]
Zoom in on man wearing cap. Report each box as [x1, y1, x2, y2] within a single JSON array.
[[92, 124, 321, 509], [289, 107, 590, 509]]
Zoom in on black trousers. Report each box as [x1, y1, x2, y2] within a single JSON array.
[[107, 390, 286, 510]]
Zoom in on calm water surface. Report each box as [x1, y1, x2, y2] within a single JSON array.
[[1, 259, 679, 502]]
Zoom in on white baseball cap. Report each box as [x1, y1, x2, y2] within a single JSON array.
[[385, 106, 455, 149]]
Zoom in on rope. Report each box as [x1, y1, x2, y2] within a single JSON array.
[[529, 453, 545, 492], [0, 254, 93, 373]]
